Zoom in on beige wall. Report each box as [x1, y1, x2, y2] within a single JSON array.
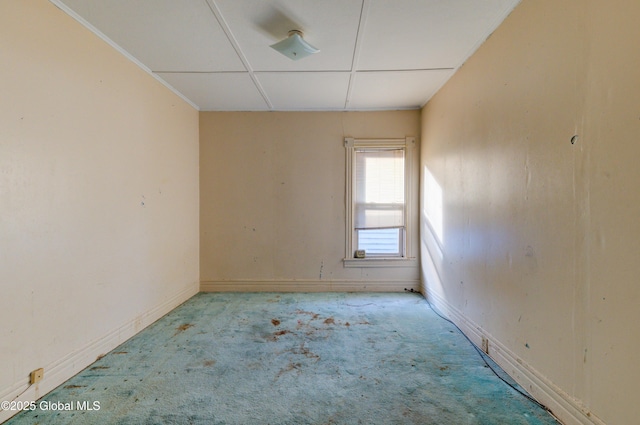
[[200, 111, 420, 291], [420, 1, 639, 424], [0, 1, 199, 417]]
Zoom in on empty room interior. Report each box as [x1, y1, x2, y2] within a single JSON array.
[[2, 0, 639, 424]]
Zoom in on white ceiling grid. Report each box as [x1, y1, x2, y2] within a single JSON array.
[[52, 0, 521, 111]]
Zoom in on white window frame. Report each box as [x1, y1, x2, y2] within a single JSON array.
[[343, 137, 415, 267]]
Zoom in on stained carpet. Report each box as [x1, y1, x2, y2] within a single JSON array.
[[6, 292, 559, 424]]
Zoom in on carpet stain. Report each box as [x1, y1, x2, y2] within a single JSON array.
[[295, 309, 320, 319], [112, 351, 128, 355], [267, 329, 296, 342], [203, 360, 216, 367], [323, 317, 335, 325], [64, 385, 87, 389], [174, 323, 193, 336], [90, 366, 109, 370], [271, 318, 281, 326], [277, 362, 302, 378], [293, 343, 320, 360]]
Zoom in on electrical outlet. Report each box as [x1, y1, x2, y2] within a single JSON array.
[[481, 337, 489, 355], [30, 368, 44, 385]]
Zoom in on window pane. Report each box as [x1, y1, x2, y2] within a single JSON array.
[[357, 228, 401, 255], [354, 149, 405, 229]]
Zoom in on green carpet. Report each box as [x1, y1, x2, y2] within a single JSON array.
[[6, 292, 559, 424]]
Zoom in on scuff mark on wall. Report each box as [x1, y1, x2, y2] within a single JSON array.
[[524, 245, 538, 275]]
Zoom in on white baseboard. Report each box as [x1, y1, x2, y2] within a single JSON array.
[[0, 282, 199, 424], [200, 279, 421, 293], [423, 288, 605, 425]]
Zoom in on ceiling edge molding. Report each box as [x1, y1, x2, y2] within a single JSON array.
[[454, 0, 523, 70], [420, 0, 522, 109], [48, 0, 200, 111], [199, 105, 422, 113]]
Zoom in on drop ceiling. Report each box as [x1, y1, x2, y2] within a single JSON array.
[[52, 0, 521, 111]]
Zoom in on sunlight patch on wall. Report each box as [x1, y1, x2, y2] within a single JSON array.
[[423, 166, 443, 245]]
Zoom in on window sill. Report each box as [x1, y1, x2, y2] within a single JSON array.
[[343, 257, 417, 268]]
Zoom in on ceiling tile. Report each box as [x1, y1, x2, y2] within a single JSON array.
[[357, 0, 520, 70], [256, 72, 351, 110], [213, 0, 363, 71], [55, 0, 521, 111], [348, 70, 453, 110], [157, 73, 269, 111], [60, 0, 245, 72]]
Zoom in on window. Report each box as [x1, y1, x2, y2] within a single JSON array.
[[344, 137, 414, 266]]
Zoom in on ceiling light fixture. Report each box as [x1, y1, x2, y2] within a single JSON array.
[[270, 30, 319, 61]]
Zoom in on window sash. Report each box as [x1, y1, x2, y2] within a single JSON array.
[[344, 137, 414, 264], [354, 148, 405, 230], [356, 228, 404, 257]]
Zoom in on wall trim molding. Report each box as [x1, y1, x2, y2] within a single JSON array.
[[49, 0, 199, 111], [0, 282, 199, 423], [200, 279, 420, 293], [423, 287, 605, 425]]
